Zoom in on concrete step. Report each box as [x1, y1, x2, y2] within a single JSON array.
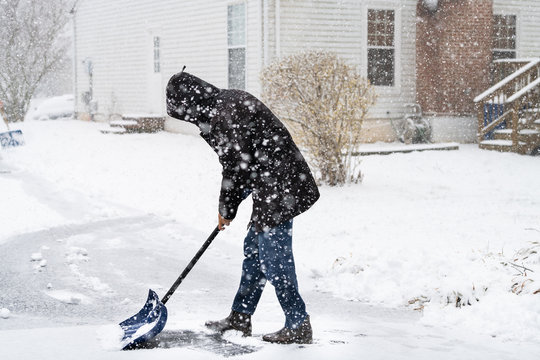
[[109, 119, 138, 128], [121, 114, 165, 133], [99, 126, 127, 135]]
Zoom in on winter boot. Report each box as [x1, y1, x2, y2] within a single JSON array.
[[262, 316, 313, 344], [205, 310, 252, 336]]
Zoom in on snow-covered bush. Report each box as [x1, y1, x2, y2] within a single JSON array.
[[261, 51, 376, 186]]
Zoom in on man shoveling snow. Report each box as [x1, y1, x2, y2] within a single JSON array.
[[166, 69, 320, 344]]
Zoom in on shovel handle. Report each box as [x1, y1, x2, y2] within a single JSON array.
[[161, 226, 220, 305]]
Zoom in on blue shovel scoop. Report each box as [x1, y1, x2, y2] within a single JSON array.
[[119, 226, 220, 350]]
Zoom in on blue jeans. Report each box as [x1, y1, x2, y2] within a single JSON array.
[[231, 219, 308, 329]]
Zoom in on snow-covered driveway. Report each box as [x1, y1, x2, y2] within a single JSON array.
[[0, 120, 539, 359]]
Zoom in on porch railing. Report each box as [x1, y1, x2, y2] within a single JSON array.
[[474, 58, 540, 149]]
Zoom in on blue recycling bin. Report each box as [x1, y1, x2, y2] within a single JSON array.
[[0, 130, 25, 148]]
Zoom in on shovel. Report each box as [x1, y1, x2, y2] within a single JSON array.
[[119, 226, 220, 350]]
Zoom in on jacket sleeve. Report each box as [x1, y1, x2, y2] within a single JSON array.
[[215, 93, 260, 220], [200, 129, 245, 220], [216, 122, 253, 221], [218, 165, 246, 220]]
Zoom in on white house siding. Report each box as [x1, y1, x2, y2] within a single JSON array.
[[276, 0, 417, 141], [75, 0, 417, 141], [258, 0, 277, 68], [493, 0, 540, 58], [75, 0, 264, 123], [76, 0, 178, 119], [246, 1, 263, 94]]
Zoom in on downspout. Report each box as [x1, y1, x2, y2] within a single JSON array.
[[275, 0, 280, 58], [263, 0, 269, 66], [70, 3, 78, 119]]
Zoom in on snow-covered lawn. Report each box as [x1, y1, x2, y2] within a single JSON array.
[[1, 120, 539, 359]]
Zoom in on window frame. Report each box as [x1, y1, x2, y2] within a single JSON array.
[[153, 36, 161, 73], [227, 1, 247, 90], [367, 9, 395, 86], [492, 13, 518, 60], [362, 5, 401, 93]]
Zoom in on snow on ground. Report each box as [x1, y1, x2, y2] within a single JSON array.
[[1, 119, 539, 359]]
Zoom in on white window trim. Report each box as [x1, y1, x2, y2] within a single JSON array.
[[493, 12, 519, 58], [227, 0, 248, 90], [361, 3, 402, 95]]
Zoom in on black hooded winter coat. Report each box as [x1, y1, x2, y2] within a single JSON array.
[[166, 71, 319, 232]]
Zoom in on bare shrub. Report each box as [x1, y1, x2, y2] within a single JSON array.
[[0, 0, 71, 122], [261, 51, 376, 186], [509, 241, 540, 295]]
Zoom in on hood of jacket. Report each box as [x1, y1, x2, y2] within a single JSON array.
[[166, 71, 221, 129]]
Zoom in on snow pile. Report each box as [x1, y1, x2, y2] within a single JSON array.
[[30, 251, 48, 271], [422, 286, 540, 342], [68, 263, 113, 294], [66, 246, 89, 263], [96, 325, 124, 351], [0, 308, 10, 319], [317, 242, 540, 341], [64, 241, 113, 294], [31, 94, 74, 121], [315, 245, 492, 306], [45, 290, 88, 305]]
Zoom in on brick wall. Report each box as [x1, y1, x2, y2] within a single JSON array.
[[416, 0, 493, 116]]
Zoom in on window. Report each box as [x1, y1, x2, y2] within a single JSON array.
[[153, 36, 161, 73], [367, 9, 395, 86], [227, 3, 246, 89], [493, 15, 516, 60]]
